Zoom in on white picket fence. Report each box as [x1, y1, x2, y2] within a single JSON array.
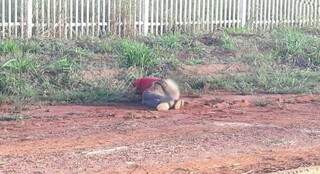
[[0, 0, 319, 38]]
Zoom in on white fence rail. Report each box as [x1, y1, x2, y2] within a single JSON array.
[[0, 0, 319, 38]]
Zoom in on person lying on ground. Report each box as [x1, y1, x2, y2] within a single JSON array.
[[133, 77, 185, 111]]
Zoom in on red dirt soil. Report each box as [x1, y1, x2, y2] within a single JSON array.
[[1, 93, 320, 174]]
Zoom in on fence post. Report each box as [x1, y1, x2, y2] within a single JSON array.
[[143, 0, 149, 35], [239, 0, 247, 27], [26, 0, 33, 38]]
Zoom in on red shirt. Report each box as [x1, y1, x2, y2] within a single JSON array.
[[133, 77, 160, 94]]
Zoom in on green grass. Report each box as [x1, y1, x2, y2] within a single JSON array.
[[114, 39, 157, 70], [2, 56, 38, 73], [273, 28, 320, 68], [179, 68, 320, 95], [48, 56, 78, 73], [156, 33, 187, 49], [185, 58, 205, 65], [220, 32, 237, 51], [49, 88, 120, 104], [97, 41, 113, 53], [0, 94, 4, 104], [1, 28, 320, 106], [198, 67, 320, 94], [0, 40, 20, 54]]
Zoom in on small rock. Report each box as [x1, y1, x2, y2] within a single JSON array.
[[276, 97, 285, 103], [239, 99, 251, 107], [213, 102, 230, 111], [0, 160, 5, 166], [232, 99, 251, 107]]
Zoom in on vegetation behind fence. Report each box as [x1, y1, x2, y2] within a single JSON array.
[[0, 0, 319, 38]]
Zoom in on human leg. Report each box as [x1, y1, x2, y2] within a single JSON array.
[[142, 91, 173, 111]]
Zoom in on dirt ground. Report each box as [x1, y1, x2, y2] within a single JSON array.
[[1, 93, 320, 174]]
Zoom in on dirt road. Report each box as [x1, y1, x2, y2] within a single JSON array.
[[1, 93, 320, 174]]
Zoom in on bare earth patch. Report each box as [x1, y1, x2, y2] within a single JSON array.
[[0, 93, 320, 174]]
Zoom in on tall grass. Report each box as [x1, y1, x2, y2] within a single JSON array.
[[114, 39, 158, 69], [220, 32, 237, 51], [0, 40, 20, 54], [273, 28, 320, 68]]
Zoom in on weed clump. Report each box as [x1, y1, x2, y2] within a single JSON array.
[[220, 32, 237, 51], [0, 40, 20, 54], [156, 33, 186, 49], [273, 28, 320, 68], [0, 114, 28, 121], [114, 39, 157, 69]]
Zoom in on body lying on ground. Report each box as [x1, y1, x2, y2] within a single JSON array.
[[133, 77, 184, 111]]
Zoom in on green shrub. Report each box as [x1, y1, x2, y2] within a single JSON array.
[[0, 40, 20, 54]]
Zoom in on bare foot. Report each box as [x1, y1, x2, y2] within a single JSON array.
[[173, 100, 185, 110], [156, 103, 170, 111]]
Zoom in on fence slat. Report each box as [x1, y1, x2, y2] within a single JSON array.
[[59, 0, 62, 37], [102, 0, 105, 33], [165, 0, 168, 32], [316, 0, 319, 26], [193, 0, 196, 31], [92, 0, 95, 36], [160, 0, 164, 34], [14, 0, 18, 37], [53, 0, 56, 37], [21, 0, 25, 37], [2, 0, 5, 38], [47, 0, 50, 35], [8, 0, 11, 37], [150, 0, 154, 34], [75, 0, 79, 37], [117, 0, 121, 36], [205, 0, 210, 31], [240, 0, 246, 27], [184, 0, 187, 30]]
